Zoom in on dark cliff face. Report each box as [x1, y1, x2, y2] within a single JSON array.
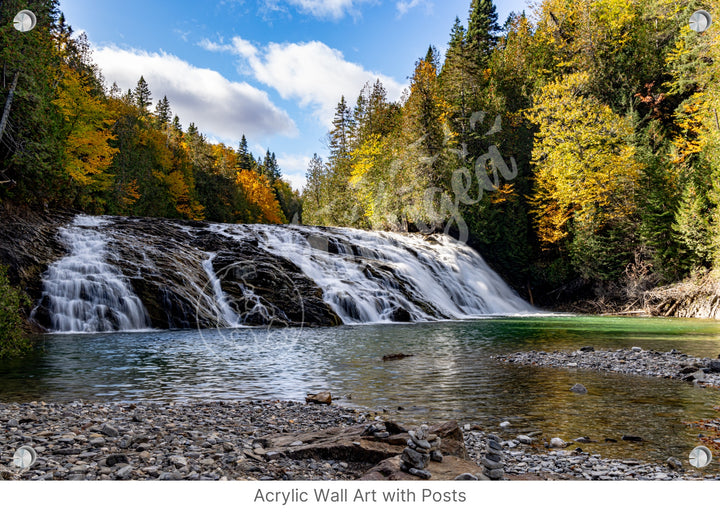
[[1, 209, 341, 331], [99, 217, 342, 329], [0, 205, 73, 312]]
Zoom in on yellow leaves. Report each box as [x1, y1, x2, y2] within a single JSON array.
[[53, 65, 118, 186], [236, 168, 285, 224], [117, 179, 141, 210], [490, 183, 516, 204], [526, 72, 641, 245], [166, 169, 204, 220]]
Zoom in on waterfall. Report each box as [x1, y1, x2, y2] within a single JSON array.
[[211, 224, 535, 324], [35, 215, 150, 333], [35, 215, 535, 332]]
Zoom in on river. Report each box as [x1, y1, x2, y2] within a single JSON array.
[[2, 315, 720, 466]]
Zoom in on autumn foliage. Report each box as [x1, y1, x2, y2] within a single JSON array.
[[0, 2, 297, 226]]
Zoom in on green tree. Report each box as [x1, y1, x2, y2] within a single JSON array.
[[0, 265, 31, 360], [134, 76, 152, 111]]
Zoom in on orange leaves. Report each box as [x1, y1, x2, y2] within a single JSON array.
[[236, 169, 285, 224]]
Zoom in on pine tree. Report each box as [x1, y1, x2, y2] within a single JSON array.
[[134, 76, 152, 111], [467, 0, 500, 68], [261, 150, 281, 184], [237, 135, 256, 171], [154, 96, 171, 128]]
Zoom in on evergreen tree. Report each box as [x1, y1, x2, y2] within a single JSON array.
[[154, 96, 171, 128], [134, 76, 152, 111], [467, 0, 501, 67]]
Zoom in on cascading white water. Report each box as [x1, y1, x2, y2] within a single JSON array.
[[211, 224, 535, 324], [38, 215, 150, 332], [201, 253, 242, 327]]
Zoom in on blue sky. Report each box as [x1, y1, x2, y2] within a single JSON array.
[[58, 0, 530, 190]]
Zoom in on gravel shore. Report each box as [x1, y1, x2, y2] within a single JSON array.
[[494, 347, 720, 387], [1, 398, 717, 481]]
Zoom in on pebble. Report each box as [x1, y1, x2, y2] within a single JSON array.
[[464, 430, 719, 481], [517, 435, 533, 444], [495, 348, 720, 387], [0, 400, 370, 481]]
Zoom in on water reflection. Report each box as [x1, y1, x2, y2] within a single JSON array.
[[1, 316, 720, 465]]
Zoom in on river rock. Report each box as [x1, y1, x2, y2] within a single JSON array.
[[402, 447, 430, 469], [621, 435, 643, 442], [667, 457, 683, 470], [408, 467, 431, 479], [100, 423, 119, 438], [517, 435, 533, 444], [570, 383, 588, 394], [706, 360, 720, 373], [549, 438, 566, 448], [305, 392, 332, 405]]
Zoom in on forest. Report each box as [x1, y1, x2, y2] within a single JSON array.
[[303, 0, 720, 304], [0, 1, 300, 226], [1, 0, 719, 309]]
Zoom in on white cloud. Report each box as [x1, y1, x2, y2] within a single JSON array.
[[264, 0, 375, 19], [93, 46, 297, 143], [396, 0, 433, 17], [204, 37, 406, 128], [277, 153, 312, 190]]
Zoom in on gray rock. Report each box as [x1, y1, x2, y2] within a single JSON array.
[[431, 450, 443, 463], [402, 447, 430, 469], [631, 347, 642, 352], [482, 456, 504, 470], [667, 457, 683, 470], [7, 419, 18, 427], [486, 439, 503, 451], [574, 437, 593, 443], [89, 437, 106, 447], [549, 437, 566, 448], [570, 383, 588, 394], [499, 421, 511, 428], [485, 468, 504, 480], [116, 465, 134, 479], [169, 455, 188, 468], [408, 467, 431, 480], [455, 473, 479, 480], [485, 452, 503, 463], [105, 454, 129, 467], [706, 360, 720, 373], [100, 423, 119, 438], [516, 435, 533, 444], [408, 431, 431, 450], [579, 346, 595, 352]]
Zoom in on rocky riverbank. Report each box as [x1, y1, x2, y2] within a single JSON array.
[[465, 430, 718, 480], [1, 399, 717, 481], [494, 347, 720, 387]]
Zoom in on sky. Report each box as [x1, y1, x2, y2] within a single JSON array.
[[58, 0, 531, 190]]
